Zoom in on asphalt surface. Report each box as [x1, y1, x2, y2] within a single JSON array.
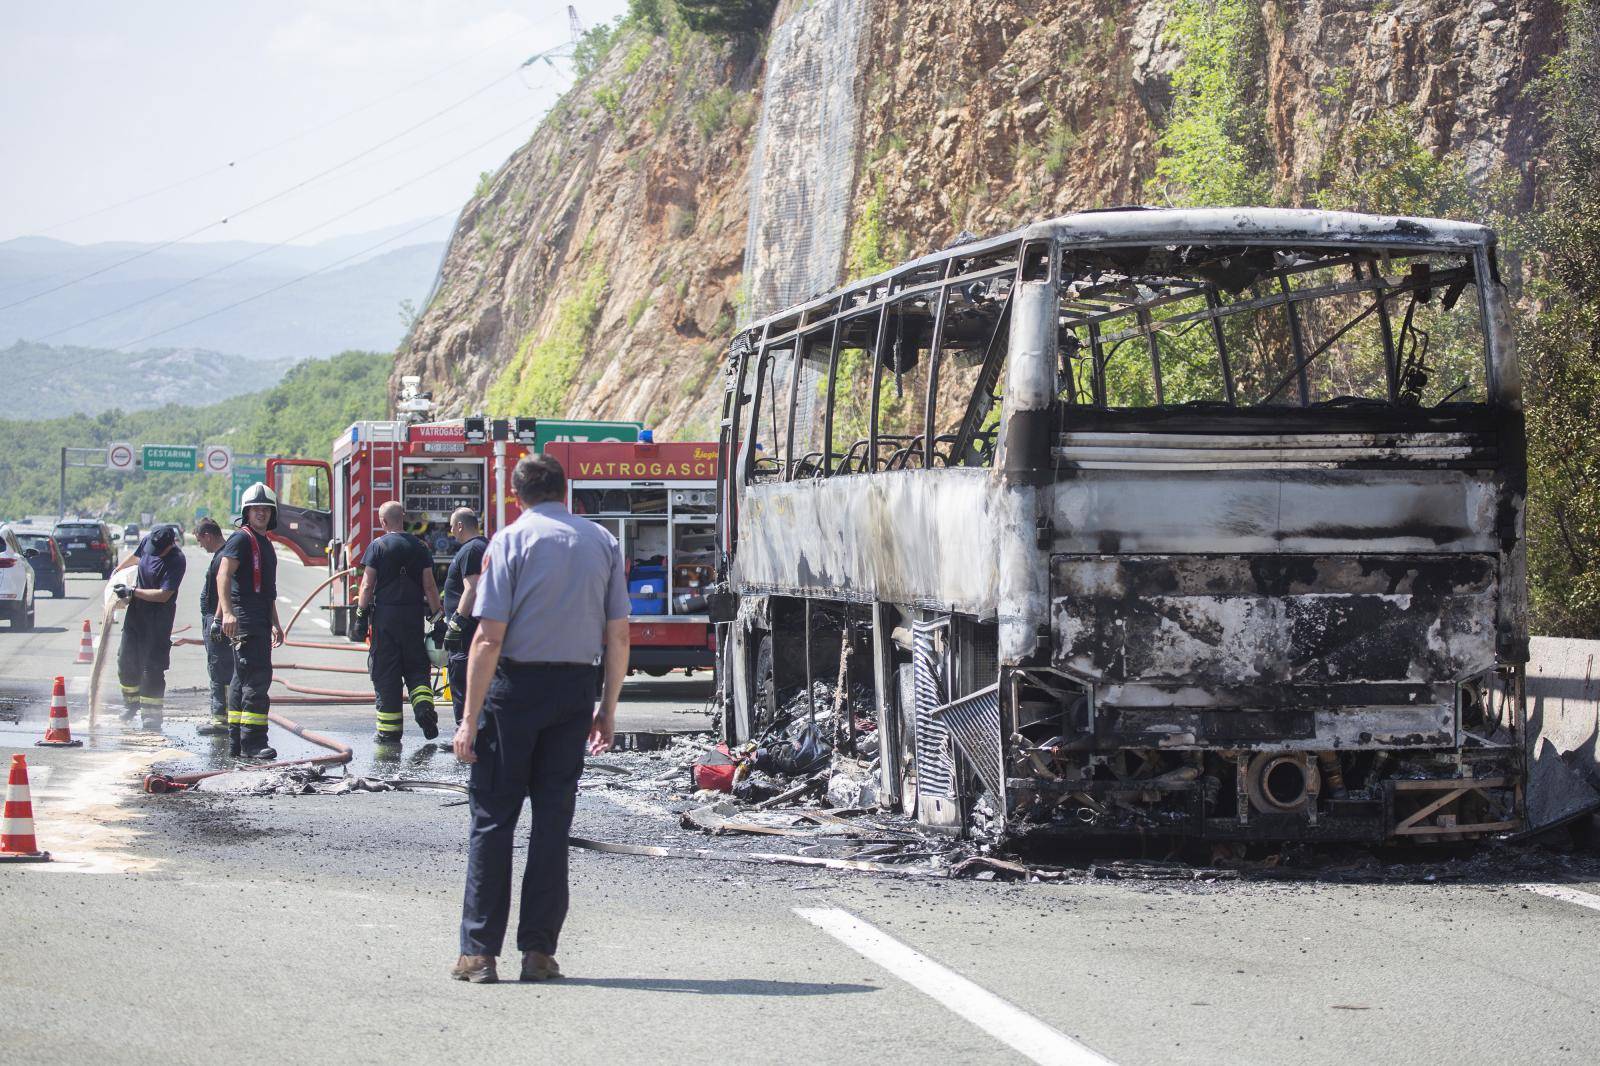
[[4, 549, 1600, 1064]]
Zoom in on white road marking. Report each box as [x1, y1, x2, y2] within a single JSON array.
[[312, 618, 331, 630], [1522, 883, 1600, 913], [278, 596, 293, 604], [795, 907, 1115, 1066]]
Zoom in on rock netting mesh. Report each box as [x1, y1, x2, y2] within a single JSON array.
[[742, 0, 869, 326]]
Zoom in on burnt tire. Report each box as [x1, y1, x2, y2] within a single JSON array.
[[896, 662, 918, 816], [753, 633, 779, 739]]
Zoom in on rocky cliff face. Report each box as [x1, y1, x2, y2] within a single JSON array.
[[398, 21, 763, 438], [395, 0, 1562, 437]]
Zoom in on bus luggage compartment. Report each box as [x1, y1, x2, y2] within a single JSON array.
[[1050, 552, 1498, 749]]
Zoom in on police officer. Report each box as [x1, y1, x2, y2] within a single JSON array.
[[451, 453, 629, 985], [440, 507, 489, 725], [194, 517, 233, 736], [110, 524, 186, 728], [353, 500, 442, 744], [217, 483, 284, 760]]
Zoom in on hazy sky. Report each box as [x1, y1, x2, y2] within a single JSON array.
[[0, 0, 629, 247]]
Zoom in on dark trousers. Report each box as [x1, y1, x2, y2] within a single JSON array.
[[460, 663, 594, 957], [117, 606, 172, 718], [447, 650, 469, 724], [370, 607, 433, 736], [201, 613, 235, 724], [229, 628, 273, 739]]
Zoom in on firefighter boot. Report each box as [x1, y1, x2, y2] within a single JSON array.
[[411, 684, 439, 741], [227, 724, 242, 758], [239, 731, 277, 761], [196, 711, 229, 736], [119, 685, 140, 722]]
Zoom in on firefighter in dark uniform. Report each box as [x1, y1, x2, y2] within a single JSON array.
[[111, 524, 186, 728], [216, 483, 285, 760], [441, 507, 489, 725], [194, 517, 233, 736], [353, 500, 442, 744]]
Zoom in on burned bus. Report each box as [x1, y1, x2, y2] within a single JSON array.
[[715, 207, 1528, 843]]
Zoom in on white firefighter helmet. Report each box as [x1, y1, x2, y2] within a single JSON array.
[[238, 482, 279, 531]]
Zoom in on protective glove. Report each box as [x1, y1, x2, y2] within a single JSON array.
[[351, 606, 372, 643], [442, 612, 466, 652], [112, 583, 131, 602], [428, 613, 449, 645]]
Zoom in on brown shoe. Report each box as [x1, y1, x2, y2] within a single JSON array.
[[450, 954, 498, 983], [520, 951, 562, 981]]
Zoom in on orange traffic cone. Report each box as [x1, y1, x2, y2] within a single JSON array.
[[36, 676, 82, 748], [75, 619, 94, 664], [1, 754, 51, 862]]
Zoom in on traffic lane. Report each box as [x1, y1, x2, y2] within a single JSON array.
[[1, 791, 1008, 1066], [821, 873, 1600, 1065], [0, 570, 107, 684]]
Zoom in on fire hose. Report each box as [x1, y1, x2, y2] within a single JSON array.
[[142, 708, 352, 793], [282, 567, 354, 637]]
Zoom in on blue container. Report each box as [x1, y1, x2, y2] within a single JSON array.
[[629, 577, 663, 597], [630, 595, 666, 616]]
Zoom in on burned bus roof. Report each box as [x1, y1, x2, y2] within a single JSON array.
[[1029, 206, 1494, 250], [739, 207, 1496, 340]]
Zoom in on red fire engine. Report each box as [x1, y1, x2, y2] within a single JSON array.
[[266, 420, 718, 675]]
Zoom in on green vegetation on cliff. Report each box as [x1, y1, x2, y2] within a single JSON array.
[[1148, 0, 1271, 207], [485, 265, 610, 418], [0, 350, 390, 525], [1517, 0, 1600, 636]]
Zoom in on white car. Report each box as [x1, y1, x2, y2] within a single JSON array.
[[0, 524, 37, 631]]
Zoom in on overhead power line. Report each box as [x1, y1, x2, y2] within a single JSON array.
[[0, 61, 534, 314], [110, 212, 455, 353], [31, 110, 545, 344], [23, 29, 539, 239]]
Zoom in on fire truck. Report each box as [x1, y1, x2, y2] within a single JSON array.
[[266, 417, 719, 675]]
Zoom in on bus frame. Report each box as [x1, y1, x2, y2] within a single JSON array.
[[715, 207, 1529, 843]]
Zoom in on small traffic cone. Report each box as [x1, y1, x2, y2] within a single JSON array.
[[36, 676, 82, 748], [1, 754, 51, 862], [75, 619, 95, 663]]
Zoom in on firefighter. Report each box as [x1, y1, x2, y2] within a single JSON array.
[[353, 500, 443, 744], [110, 524, 186, 728], [217, 484, 285, 760], [441, 507, 489, 725], [194, 517, 233, 736]]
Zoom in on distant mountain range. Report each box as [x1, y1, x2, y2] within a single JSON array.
[[6, 340, 295, 417], [0, 219, 453, 361]]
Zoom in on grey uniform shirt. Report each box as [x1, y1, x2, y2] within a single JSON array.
[[472, 501, 630, 663]]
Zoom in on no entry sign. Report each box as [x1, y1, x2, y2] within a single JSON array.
[[106, 442, 135, 471], [203, 444, 233, 475]]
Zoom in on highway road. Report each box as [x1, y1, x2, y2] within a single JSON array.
[[3, 547, 1600, 1064]]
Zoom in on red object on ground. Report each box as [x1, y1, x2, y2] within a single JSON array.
[[692, 744, 737, 792], [75, 619, 95, 664], [36, 676, 82, 748], [1, 754, 50, 861]]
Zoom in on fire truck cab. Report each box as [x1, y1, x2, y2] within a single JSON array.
[[266, 420, 718, 675]]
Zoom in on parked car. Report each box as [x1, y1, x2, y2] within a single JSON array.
[[12, 527, 65, 597], [0, 524, 37, 630], [52, 519, 116, 577]]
